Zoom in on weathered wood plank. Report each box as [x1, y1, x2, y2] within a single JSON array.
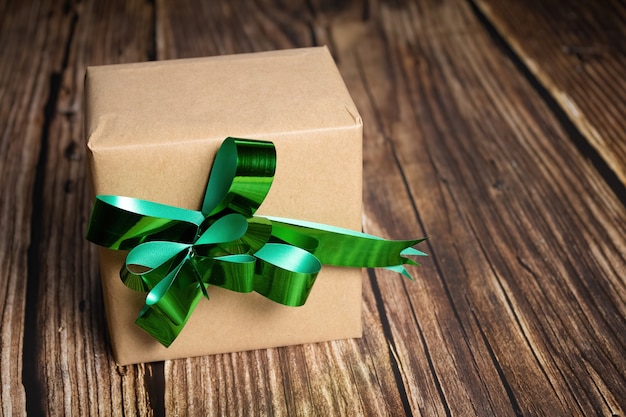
[[164, 319, 408, 416], [0, 1, 75, 415], [155, 0, 314, 60], [325, 4, 524, 416], [333, 0, 626, 415], [10, 0, 160, 415], [473, 0, 626, 185]]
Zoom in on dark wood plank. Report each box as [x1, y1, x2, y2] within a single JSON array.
[[325, 4, 525, 416], [0, 1, 74, 414], [473, 0, 626, 185], [1, 0, 160, 415], [333, 0, 626, 415]]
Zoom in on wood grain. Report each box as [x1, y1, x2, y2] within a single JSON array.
[[1, 0, 161, 415], [0, 0, 625, 415], [0, 1, 72, 415], [473, 0, 626, 185], [345, 1, 626, 415]]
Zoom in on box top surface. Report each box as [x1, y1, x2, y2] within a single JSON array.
[[86, 47, 361, 148]]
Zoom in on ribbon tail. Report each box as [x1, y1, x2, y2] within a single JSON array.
[[402, 246, 428, 257], [265, 217, 427, 276], [383, 265, 415, 280]]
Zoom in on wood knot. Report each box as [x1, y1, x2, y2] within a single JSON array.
[[64, 141, 82, 161], [64, 179, 75, 194], [492, 179, 505, 190], [116, 365, 128, 376]]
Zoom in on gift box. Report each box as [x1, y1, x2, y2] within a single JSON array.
[[85, 47, 364, 365]]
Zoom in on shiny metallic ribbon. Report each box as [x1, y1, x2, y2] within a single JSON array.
[[87, 138, 426, 346]]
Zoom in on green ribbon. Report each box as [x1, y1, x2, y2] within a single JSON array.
[[87, 137, 427, 347]]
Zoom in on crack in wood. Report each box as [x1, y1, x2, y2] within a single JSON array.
[[367, 268, 416, 417], [470, 309, 523, 416], [22, 5, 79, 416]]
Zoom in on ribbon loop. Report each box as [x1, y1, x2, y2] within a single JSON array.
[[202, 137, 276, 217], [87, 137, 427, 347], [126, 241, 191, 275], [253, 243, 322, 306], [87, 196, 202, 250], [196, 213, 248, 245]]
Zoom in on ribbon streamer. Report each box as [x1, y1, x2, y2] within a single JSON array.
[[87, 137, 427, 347]]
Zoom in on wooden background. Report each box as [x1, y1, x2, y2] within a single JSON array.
[[1, 0, 625, 415]]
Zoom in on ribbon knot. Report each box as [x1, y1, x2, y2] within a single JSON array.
[[87, 137, 427, 347]]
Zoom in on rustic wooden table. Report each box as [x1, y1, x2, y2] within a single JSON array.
[[1, 0, 625, 415]]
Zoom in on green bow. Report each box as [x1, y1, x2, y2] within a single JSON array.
[[87, 137, 426, 347]]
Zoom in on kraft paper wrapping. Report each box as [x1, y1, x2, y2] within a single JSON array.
[[85, 47, 364, 365]]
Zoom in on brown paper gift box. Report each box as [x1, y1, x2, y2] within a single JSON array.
[[85, 47, 363, 365]]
